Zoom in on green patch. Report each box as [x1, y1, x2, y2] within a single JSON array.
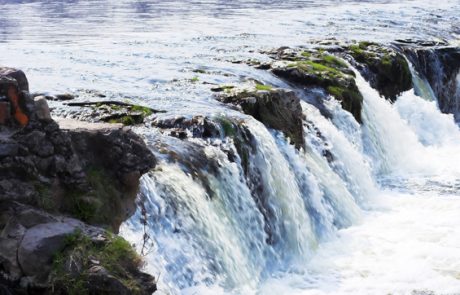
[[326, 85, 363, 122], [255, 84, 273, 91], [301, 51, 311, 58], [66, 167, 121, 225], [322, 54, 348, 68], [358, 41, 376, 49], [190, 76, 199, 83], [50, 230, 143, 295], [130, 105, 153, 115], [217, 117, 236, 137]]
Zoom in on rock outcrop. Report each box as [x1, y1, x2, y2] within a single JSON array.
[[214, 83, 305, 148], [247, 47, 364, 123], [344, 41, 412, 102], [0, 67, 157, 294], [400, 42, 460, 120]]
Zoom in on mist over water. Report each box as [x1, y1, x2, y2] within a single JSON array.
[[2, 0, 460, 294]]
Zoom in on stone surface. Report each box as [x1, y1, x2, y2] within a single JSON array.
[[401, 44, 460, 120], [0, 68, 158, 294], [216, 84, 305, 148], [33, 96, 52, 122], [344, 42, 412, 102], [0, 67, 29, 92], [18, 222, 80, 279]]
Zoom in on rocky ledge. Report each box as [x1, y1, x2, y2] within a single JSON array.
[[0, 68, 157, 294]]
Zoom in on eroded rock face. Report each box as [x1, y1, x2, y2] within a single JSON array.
[[344, 42, 412, 102], [216, 84, 305, 148], [0, 68, 157, 294], [257, 47, 364, 123]]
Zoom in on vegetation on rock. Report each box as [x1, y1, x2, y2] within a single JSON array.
[[50, 230, 152, 295], [346, 42, 412, 101]]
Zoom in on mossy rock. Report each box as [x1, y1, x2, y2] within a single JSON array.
[[50, 230, 156, 295], [346, 42, 412, 101], [272, 50, 363, 123], [216, 83, 305, 148]]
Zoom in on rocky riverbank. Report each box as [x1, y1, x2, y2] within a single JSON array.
[[0, 68, 157, 294]]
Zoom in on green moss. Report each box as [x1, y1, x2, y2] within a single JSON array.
[[326, 85, 363, 122], [327, 86, 346, 98], [131, 105, 153, 116], [191, 76, 199, 83], [217, 117, 236, 137], [50, 230, 143, 295], [358, 41, 376, 49], [255, 84, 273, 91], [322, 54, 348, 68], [301, 51, 311, 58], [107, 115, 141, 126], [109, 104, 123, 111], [293, 60, 342, 77], [66, 167, 121, 225]]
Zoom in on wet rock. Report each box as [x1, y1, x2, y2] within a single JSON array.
[[54, 93, 75, 101], [153, 115, 222, 139], [344, 41, 412, 101], [270, 49, 363, 123], [0, 139, 18, 158], [58, 101, 164, 126], [401, 44, 460, 120], [216, 83, 305, 148]]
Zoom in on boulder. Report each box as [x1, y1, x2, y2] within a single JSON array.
[[87, 266, 131, 295], [216, 84, 305, 148], [270, 49, 363, 123], [18, 222, 81, 280], [0, 67, 28, 92], [345, 42, 412, 101]]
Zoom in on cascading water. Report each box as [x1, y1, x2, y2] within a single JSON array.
[[120, 61, 460, 294], [121, 109, 372, 294]]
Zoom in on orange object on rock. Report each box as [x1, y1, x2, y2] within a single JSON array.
[[7, 85, 28, 126]]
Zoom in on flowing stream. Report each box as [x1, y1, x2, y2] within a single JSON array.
[[1, 0, 460, 294]]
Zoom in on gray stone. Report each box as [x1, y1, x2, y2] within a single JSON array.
[[87, 266, 130, 295], [0, 143, 18, 158], [33, 96, 52, 122], [17, 208, 57, 228], [17, 222, 79, 280]]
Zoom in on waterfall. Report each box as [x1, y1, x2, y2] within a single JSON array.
[[120, 60, 460, 295], [120, 105, 373, 294]]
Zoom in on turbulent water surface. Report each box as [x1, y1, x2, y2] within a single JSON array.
[[2, 1, 460, 294]]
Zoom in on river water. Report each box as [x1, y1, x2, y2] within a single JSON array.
[[1, 1, 460, 294]]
